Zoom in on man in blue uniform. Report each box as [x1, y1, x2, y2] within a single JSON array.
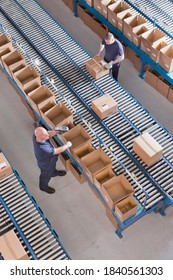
[[97, 32, 124, 81], [33, 127, 72, 194]]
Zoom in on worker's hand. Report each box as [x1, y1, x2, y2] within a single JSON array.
[[66, 141, 72, 148], [105, 61, 113, 69], [48, 130, 56, 137], [96, 52, 101, 57]]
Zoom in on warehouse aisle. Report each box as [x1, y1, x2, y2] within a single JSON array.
[[0, 0, 173, 260]]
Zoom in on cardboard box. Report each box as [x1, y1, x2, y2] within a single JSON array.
[[133, 55, 142, 72], [94, 0, 112, 18], [132, 25, 149, 47], [92, 93, 118, 119], [81, 148, 112, 183], [150, 41, 168, 63], [167, 87, 173, 103], [86, 56, 109, 79], [125, 46, 136, 62], [62, 125, 92, 157], [1, 50, 26, 77], [14, 65, 41, 90], [133, 132, 163, 166], [73, 142, 95, 166], [69, 161, 86, 184], [115, 196, 138, 222], [140, 28, 166, 56], [56, 121, 75, 143], [0, 152, 13, 180], [0, 47, 13, 66], [101, 174, 134, 209], [108, 2, 130, 28], [156, 77, 170, 98], [0, 229, 29, 260], [93, 166, 116, 191], [43, 103, 73, 129], [86, 0, 93, 6], [0, 34, 13, 51], [158, 44, 173, 73], [28, 85, 56, 113], [144, 68, 159, 88], [123, 15, 147, 42], [91, 17, 107, 39], [117, 11, 133, 32]]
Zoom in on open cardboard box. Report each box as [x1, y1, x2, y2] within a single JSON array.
[[123, 15, 147, 42], [1, 50, 26, 77], [117, 11, 133, 32], [156, 76, 170, 98], [43, 103, 73, 129], [150, 41, 168, 63], [158, 43, 173, 73], [133, 132, 163, 166], [14, 65, 41, 90], [93, 166, 116, 191], [24, 80, 42, 96], [73, 142, 95, 166], [144, 68, 159, 88], [108, 1, 130, 28], [115, 196, 138, 222], [62, 125, 92, 157], [0, 229, 29, 260], [81, 148, 112, 183], [92, 93, 118, 119], [101, 174, 134, 209], [140, 28, 166, 56], [86, 56, 109, 79], [0, 34, 13, 52], [28, 85, 56, 113], [132, 25, 149, 47], [9, 60, 27, 79], [56, 121, 75, 143], [94, 0, 112, 18], [0, 152, 13, 180], [0, 47, 13, 66]]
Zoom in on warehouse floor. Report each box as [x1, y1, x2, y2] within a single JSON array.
[[0, 0, 173, 260]]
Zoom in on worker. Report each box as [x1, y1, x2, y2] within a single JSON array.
[[33, 127, 72, 194], [96, 32, 124, 81]]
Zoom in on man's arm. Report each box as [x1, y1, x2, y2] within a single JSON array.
[[96, 43, 105, 56], [112, 53, 124, 65], [53, 142, 72, 155]]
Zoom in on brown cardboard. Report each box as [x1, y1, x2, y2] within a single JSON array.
[[86, 0, 93, 6], [24, 80, 42, 96], [86, 56, 109, 79], [101, 174, 134, 209], [106, 208, 118, 229], [167, 87, 173, 103], [150, 41, 168, 63], [0, 229, 29, 260], [69, 161, 86, 184], [140, 28, 166, 56], [59, 152, 71, 171], [156, 77, 170, 98], [14, 65, 41, 90], [92, 93, 118, 119], [94, 0, 112, 18], [123, 15, 147, 42], [158, 44, 173, 73], [62, 125, 92, 157], [108, 2, 130, 28], [91, 17, 107, 39], [133, 55, 142, 72], [125, 46, 136, 62], [0, 152, 13, 180], [43, 103, 73, 129], [132, 25, 149, 47], [81, 148, 112, 183], [0, 34, 13, 51], [0, 47, 12, 66], [9, 60, 27, 79], [144, 68, 159, 88], [1, 50, 26, 77], [133, 132, 163, 166], [73, 142, 95, 167], [56, 121, 75, 143], [28, 85, 56, 113], [93, 166, 116, 191], [117, 11, 133, 32], [115, 196, 138, 222]]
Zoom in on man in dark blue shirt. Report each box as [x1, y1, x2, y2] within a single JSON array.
[[97, 32, 124, 81], [33, 127, 72, 194]]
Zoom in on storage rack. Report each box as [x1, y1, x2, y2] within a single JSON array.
[[0, 0, 173, 238], [0, 150, 70, 260], [74, 0, 173, 84]]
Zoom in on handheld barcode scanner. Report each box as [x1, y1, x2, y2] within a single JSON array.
[[54, 126, 69, 133]]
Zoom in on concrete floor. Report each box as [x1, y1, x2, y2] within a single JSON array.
[[0, 0, 173, 259]]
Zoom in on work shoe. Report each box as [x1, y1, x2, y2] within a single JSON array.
[[40, 187, 55, 194], [52, 170, 66, 177]]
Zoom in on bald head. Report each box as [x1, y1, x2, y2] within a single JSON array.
[[35, 127, 49, 142]]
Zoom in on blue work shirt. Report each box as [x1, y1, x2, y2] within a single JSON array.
[[102, 39, 124, 66], [33, 134, 58, 170]]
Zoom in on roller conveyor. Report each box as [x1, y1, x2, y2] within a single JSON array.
[[0, 0, 173, 237], [0, 172, 70, 259]]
